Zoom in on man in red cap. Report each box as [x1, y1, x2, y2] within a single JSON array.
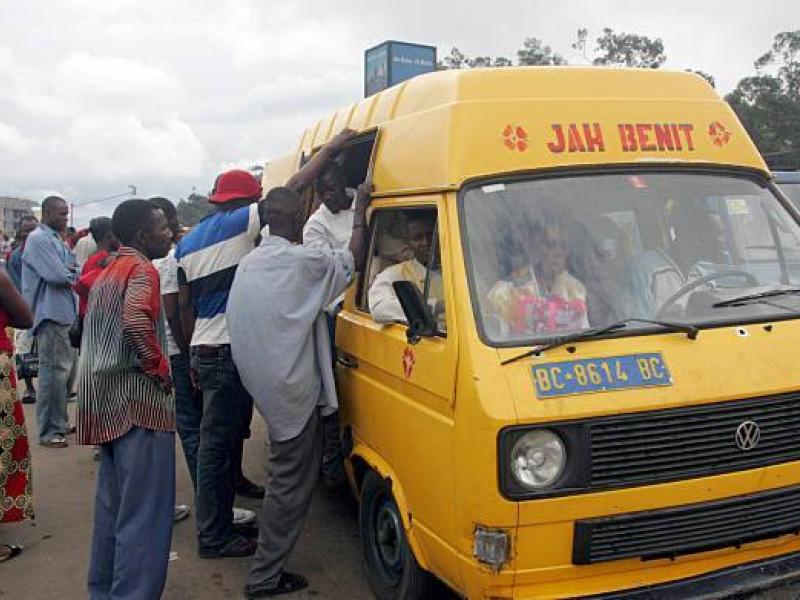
[[176, 129, 355, 559]]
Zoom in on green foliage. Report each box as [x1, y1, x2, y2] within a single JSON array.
[[176, 193, 213, 227], [516, 37, 567, 66], [727, 31, 800, 160], [592, 28, 666, 68]]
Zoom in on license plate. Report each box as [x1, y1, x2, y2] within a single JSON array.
[[531, 353, 672, 399]]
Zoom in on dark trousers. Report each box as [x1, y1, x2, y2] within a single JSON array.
[[192, 345, 254, 551], [88, 427, 175, 600], [247, 409, 322, 592], [322, 311, 346, 483], [171, 354, 202, 493]]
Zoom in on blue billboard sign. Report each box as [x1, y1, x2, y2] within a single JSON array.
[[365, 41, 437, 97]]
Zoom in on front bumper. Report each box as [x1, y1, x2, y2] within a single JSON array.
[[584, 551, 800, 599]]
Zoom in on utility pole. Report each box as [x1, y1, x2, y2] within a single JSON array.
[[70, 185, 137, 228]]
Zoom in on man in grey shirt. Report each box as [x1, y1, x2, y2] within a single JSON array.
[[228, 183, 370, 597]]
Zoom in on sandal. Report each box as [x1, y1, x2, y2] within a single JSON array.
[[246, 572, 308, 598], [0, 544, 23, 563]]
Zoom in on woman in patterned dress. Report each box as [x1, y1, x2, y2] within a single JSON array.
[[0, 268, 34, 563]]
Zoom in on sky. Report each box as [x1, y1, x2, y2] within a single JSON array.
[[0, 0, 798, 226]]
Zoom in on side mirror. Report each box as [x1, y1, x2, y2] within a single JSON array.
[[392, 280, 437, 343]]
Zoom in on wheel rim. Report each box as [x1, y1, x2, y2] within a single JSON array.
[[372, 495, 404, 584]]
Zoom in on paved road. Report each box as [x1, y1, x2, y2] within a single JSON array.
[[2, 403, 373, 600], [1, 402, 798, 599]]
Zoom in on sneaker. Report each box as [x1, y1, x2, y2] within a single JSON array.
[[198, 536, 256, 559], [40, 435, 68, 448], [235, 478, 266, 499], [232, 507, 256, 526], [245, 572, 308, 598], [21, 392, 36, 404], [173, 504, 191, 523]]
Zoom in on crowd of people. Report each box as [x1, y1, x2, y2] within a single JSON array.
[[0, 127, 392, 598]]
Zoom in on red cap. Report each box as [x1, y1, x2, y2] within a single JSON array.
[[209, 170, 262, 204]]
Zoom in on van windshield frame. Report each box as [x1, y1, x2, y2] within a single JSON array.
[[458, 165, 800, 349]]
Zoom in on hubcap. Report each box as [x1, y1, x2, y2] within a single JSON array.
[[375, 499, 403, 574]]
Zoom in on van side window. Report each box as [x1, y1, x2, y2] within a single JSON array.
[[359, 207, 446, 334]]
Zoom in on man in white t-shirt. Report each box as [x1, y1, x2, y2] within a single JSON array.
[[303, 162, 358, 487], [149, 198, 256, 529]]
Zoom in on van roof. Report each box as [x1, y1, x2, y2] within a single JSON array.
[[264, 67, 767, 194]]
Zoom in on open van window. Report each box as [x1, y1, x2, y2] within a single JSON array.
[[359, 207, 446, 332], [462, 171, 800, 346]]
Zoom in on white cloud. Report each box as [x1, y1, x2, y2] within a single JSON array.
[[0, 122, 34, 156], [67, 114, 207, 179], [0, 0, 798, 220], [55, 53, 183, 116]]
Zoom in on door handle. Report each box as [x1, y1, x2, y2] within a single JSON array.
[[337, 353, 359, 369]]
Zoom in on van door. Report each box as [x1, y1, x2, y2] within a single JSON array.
[[337, 197, 460, 583]]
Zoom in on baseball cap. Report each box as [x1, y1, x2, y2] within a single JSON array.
[[209, 170, 262, 204]]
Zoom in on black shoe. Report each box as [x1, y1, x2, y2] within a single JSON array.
[[21, 393, 36, 404], [198, 536, 256, 559], [245, 572, 308, 598], [236, 478, 266, 499], [233, 523, 259, 538]]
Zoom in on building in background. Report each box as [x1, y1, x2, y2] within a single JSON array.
[[0, 197, 37, 237]]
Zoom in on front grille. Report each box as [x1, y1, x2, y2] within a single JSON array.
[[589, 393, 800, 488], [573, 485, 800, 564]]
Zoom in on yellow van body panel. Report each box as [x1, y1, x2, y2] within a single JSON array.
[[268, 68, 766, 198], [262, 68, 796, 599]]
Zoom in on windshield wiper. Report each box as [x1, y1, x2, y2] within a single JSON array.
[[712, 288, 800, 308], [500, 319, 699, 366]]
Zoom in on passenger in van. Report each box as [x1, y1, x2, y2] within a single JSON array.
[[304, 162, 355, 253], [670, 203, 727, 275], [487, 220, 589, 335], [585, 216, 654, 324], [368, 212, 441, 323], [303, 161, 358, 488]]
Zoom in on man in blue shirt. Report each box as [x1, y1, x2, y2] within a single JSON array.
[[22, 196, 78, 448]]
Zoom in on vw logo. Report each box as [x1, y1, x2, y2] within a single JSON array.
[[735, 420, 761, 451]]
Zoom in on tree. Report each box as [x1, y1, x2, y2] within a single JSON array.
[[441, 47, 469, 70], [176, 192, 213, 227], [592, 28, 666, 68], [517, 37, 567, 66], [755, 30, 800, 97], [726, 31, 800, 160]]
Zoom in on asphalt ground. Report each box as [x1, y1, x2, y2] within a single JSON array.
[[1, 401, 798, 599], [1, 402, 372, 600]]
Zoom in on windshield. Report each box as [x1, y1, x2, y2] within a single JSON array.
[[462, 171, 800, 346], [779, 182, 800, 208]]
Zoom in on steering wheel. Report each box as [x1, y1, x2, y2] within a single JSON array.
[[656, 270, 760, 317]]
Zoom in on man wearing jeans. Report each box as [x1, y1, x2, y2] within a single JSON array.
[[176, 131, 356, 559], [150, 196, 256, 528], [22, 196, 77, 448], [176, 171, 264, 559]]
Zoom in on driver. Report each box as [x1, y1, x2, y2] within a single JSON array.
[[488, 218, 588, 335], [368, 212, 442, 324]]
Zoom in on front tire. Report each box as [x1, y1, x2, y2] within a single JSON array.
[[359, 471, 434, 600]]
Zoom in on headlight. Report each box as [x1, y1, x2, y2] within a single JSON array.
[[510, 429, 566, 489]]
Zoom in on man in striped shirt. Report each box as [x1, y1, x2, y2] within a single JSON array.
[[76, 199, 175, 599], [176, 129, 357, 559]]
